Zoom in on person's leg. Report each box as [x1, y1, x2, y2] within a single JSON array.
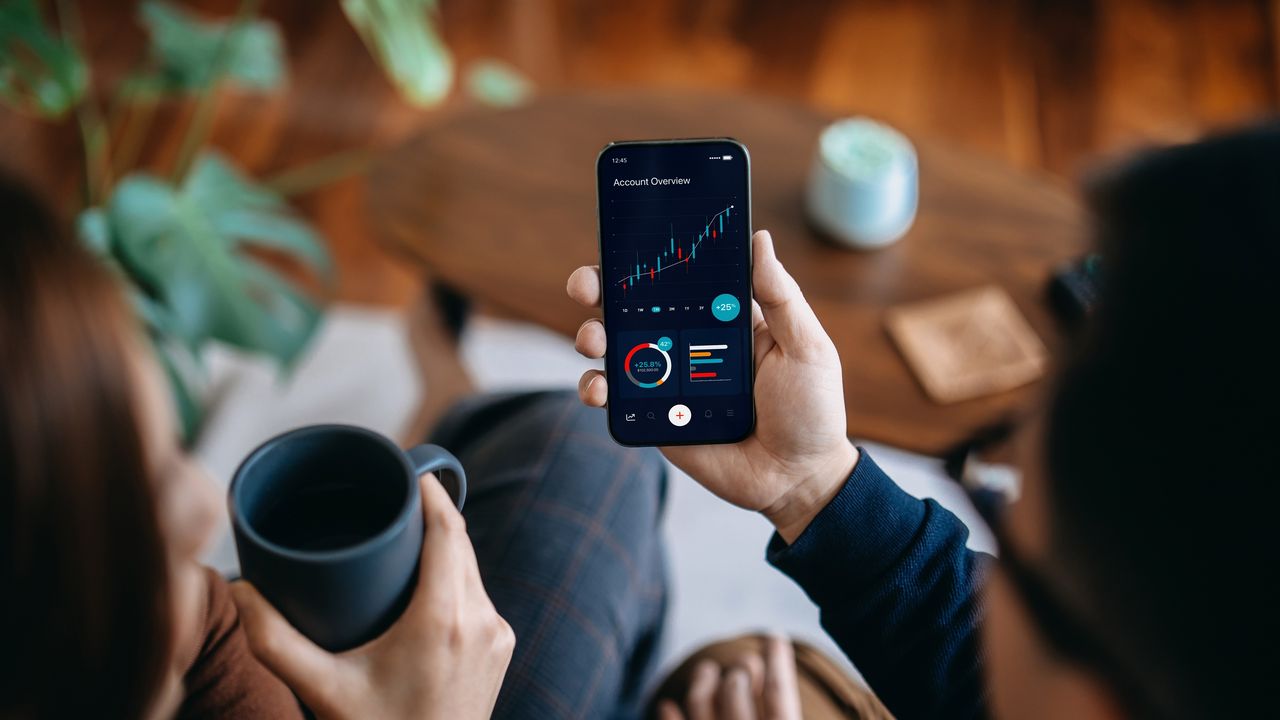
[[430, 390, 667, 720]]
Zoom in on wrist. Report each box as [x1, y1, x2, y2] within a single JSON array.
[[764, 442, 859, 544]]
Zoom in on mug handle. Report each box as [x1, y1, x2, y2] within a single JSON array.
[[406, 444, 467, 510]]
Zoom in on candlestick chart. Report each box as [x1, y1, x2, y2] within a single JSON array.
[[602, 194, 746, 308]]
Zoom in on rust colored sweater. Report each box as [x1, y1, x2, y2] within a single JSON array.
[[175, 568, 305, 719]]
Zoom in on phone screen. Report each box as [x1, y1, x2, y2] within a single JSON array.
[[596, 139, 755, 446]]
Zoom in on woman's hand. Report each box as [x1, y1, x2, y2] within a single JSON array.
[[567, 230, 857, 543], [657, 636, 803, 720], [230, 473, 515, 720]]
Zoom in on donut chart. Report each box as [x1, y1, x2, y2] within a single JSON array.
[[624, 341, 673, 388]]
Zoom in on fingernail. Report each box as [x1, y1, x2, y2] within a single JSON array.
[[585, 375, 599, 392]]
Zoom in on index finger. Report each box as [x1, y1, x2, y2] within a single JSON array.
[[567, 265, 602, 308], [415, 472, 468, 591], [229, 581, 344, 713], [763, 635, 802, 720]]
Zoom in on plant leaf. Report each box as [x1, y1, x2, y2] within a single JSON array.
[[239, 260, 323, 364], [341, 0, 452, 106], [181, 153, 331, 276], [154, 336, 203, 442], [103, 151, 327, 367], [79, 206, 191, 354], [465, 60, 532, 107], [77, 206, 110, 257], [0, 0, 88, 117], [79, 204, 208, 437], [137, 0, 284, 93]]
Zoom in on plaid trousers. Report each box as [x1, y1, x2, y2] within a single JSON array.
[[429, 391, 668, 720]]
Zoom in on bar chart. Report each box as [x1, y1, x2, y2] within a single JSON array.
[[681, 328, 743, 396], [689, 343, 730, 382]]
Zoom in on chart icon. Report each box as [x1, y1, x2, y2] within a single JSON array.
[[681, 328, 744, 397], [616, 330, 680, 399], [625, 342, 672, 388], [612, 205, 735, 296], [689, 343, 729, 382]]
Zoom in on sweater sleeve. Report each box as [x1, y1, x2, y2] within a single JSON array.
[[767, 450, 990, 720], [176, 568, 306, 720]]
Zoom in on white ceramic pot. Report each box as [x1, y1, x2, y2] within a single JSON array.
[[806, 117, 918, 250]]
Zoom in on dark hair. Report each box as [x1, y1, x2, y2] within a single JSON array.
[[0, 174, 172, 717], [1045, 124, 1279, 717]]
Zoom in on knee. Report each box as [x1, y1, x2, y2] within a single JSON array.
[[502, 390, 665, 472], [539, 392, 668, 510]]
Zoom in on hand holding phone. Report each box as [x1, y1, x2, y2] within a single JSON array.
[[596, 139, 756, 446], [569, 229, 859, 544]]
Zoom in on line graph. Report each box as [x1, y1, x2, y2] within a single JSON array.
[[613, 204, 735, 295]]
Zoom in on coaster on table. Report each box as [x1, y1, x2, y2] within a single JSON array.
[[884, 285, 1048, 404]]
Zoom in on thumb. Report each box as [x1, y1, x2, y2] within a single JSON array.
[[752, 230, 829, 356], [230, 581, 343, 713]]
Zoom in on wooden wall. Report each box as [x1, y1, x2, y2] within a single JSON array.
[[444, 0, 1278, 176]]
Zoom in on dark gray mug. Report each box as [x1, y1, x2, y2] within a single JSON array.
[[228, 424, 466, 651]]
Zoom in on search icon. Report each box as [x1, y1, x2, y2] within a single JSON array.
[[646, 411, 656, 420]]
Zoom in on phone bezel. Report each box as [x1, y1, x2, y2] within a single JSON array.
[[595, 137, 756, 447]]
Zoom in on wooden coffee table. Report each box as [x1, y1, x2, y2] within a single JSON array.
[[370, 91, 1085, 454]]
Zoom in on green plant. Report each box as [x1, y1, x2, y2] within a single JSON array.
[[0, 0, 529, 440]]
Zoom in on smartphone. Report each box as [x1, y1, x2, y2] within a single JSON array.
[[596, 138, 755, 446]]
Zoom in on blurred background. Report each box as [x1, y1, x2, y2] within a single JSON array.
[[5, 0, 1277, 305], [2, 0, 1276, 677]]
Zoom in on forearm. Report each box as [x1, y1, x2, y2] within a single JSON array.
[[766, 451, 990, 720]]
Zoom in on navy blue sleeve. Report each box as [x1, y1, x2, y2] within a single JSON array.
[[767, 449, 989, 720]]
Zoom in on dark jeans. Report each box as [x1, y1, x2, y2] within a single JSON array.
[[429, 391, 668, 720]]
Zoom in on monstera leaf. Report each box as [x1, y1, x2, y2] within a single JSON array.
[[103, 152, 327, 360], [133, 0, 284, 93], [465, 60, 532, 107], [341, 0, 452, 106], [79, 204, 208, 438], [13, 0, 498, 439], [82, 152, 329, 436], [0, 0, 88, 117]]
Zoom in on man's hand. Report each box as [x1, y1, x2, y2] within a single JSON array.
[[657, 635, 804, 720], [230, 473, 515, 720], [567, 229, 857, 542]]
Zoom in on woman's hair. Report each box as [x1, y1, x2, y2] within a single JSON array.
[[0, 174, 172, 717], [1045, 123, 1279, 717]]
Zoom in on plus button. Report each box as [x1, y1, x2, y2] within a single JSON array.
[[668, 403, 692, 427]]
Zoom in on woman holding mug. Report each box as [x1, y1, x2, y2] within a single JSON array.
[[0, 175, 668, 719]]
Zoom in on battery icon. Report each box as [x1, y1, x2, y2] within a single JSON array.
[[722, 155, 733, 160]]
